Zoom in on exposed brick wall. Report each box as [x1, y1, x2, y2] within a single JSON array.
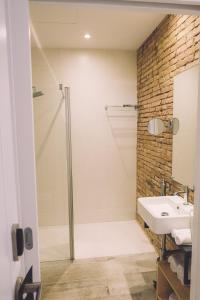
[[137, 15, 199, 253]]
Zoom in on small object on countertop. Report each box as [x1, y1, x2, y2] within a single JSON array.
[[168, 253, 184, 273], [171, 228, 192, 245], [169, 292, 178, 300], [177, 263, 191, 285]]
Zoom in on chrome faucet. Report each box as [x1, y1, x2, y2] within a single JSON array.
[[160, 179, 170, 196], [174, 186, 191, 205], [160, 179, 166, 196]]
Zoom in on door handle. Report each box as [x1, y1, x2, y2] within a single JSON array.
[[15, 267, 41, 300]]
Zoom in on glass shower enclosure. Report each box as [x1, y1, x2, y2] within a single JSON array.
[[32, 51, 74, 262]]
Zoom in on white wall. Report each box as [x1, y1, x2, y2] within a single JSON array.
[[32, 48, 137, 225]]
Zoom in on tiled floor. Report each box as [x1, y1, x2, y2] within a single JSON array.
[[41, 252, 157, 300], [39, 221, 154, 261]]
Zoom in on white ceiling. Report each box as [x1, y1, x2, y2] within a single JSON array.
[[30, 3, 166, 50]]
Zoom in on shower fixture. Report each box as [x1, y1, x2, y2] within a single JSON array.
[[32, 86, 44, 98], [32, 84, 65, 99], [59, 83, 65, 98]]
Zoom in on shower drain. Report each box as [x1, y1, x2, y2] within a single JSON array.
[[161, 212, 169, 216]]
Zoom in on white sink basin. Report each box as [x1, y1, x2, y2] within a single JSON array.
[[137, 196, 193, 234]]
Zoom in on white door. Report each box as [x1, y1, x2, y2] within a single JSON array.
[[0, 0, 40, 299]]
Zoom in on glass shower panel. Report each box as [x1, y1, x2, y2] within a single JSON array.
[[32, 48, 70, 262]]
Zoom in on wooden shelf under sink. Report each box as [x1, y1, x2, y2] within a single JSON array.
[[157, 261, 190, 300]]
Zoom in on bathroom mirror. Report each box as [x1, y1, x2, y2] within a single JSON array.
[[148, 118, 165, 135], [172, 65, 199, 188], [148, 117, 179, 136], [171, 118, 179, 135]]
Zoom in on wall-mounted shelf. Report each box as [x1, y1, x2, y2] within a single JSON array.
[[105, 105, 138, 119], [157, 261, 190, 300], [105, 104, 139, 110]]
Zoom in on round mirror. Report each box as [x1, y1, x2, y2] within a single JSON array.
[[172, 118, 179, 135], [148, 118, 165, 135]]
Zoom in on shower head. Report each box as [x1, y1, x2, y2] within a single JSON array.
[[33, 91, 44, 98], [32, 86, 44, 98]]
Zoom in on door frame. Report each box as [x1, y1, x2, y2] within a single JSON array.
[[6, 0, 40, 281], [2, 0, 200, 299], [0, 0, 40, 285], [31, 0, 200, 14], [29, 1, 200, 299], [0, 1, 25, 298]]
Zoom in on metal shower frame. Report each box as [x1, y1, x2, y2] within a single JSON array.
[[63, 86, 75, 260]]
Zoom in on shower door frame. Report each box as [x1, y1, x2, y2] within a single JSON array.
[[64, 86, 75, 260], [33, 83, 75, 261], [5, 0, 200, 299]]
